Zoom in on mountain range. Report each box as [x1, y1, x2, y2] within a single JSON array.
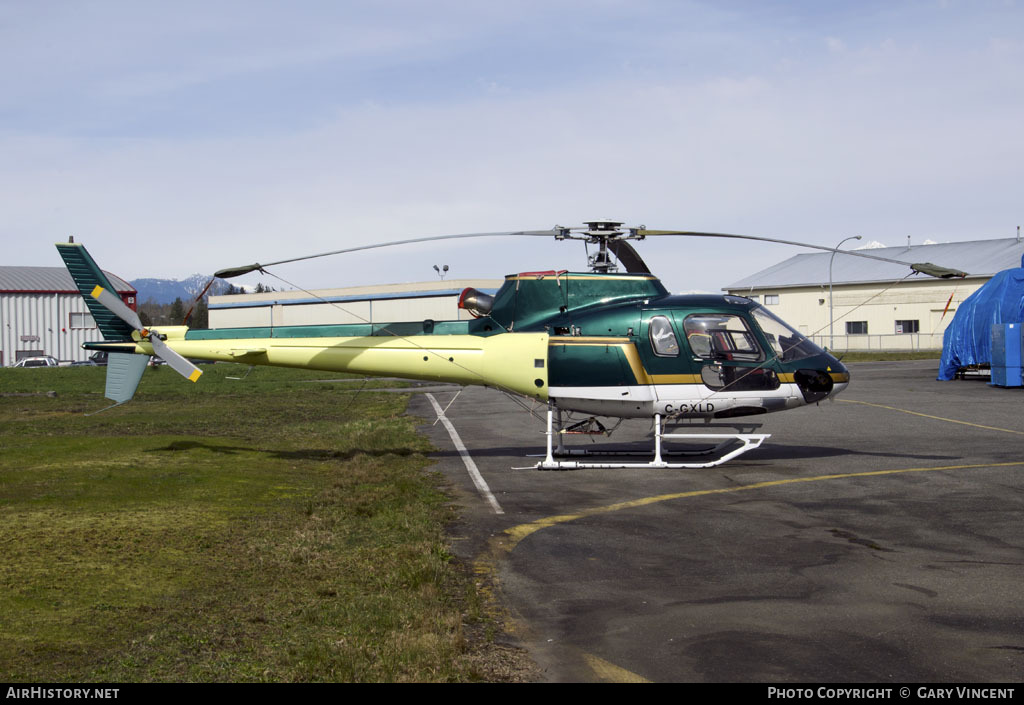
[[131, 275, 233, 305]]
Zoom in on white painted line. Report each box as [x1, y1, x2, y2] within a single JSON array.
[[426, 393, 504, 515]]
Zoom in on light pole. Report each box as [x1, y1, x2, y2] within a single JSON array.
[[829, 235, 861, 350]]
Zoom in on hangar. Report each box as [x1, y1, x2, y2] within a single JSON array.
[[0, 265, 136, 366], [725, 237, 1024, 352], [207, 279, 504, 329]]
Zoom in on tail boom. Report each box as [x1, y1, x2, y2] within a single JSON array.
[[123, 332, 551, 399]]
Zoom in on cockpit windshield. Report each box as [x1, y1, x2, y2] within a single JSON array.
[[751, 305, 827, 362]]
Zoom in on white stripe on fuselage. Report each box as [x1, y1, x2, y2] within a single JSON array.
[[548, 383, 809, 419]]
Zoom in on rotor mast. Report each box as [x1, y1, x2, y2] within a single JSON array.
[[554, 219, 647, 273]]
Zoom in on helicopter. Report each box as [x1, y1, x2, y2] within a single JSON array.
[[56, 220, 966, 469]]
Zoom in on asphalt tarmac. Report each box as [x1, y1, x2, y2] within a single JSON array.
[[410, 360, 1024, 683]]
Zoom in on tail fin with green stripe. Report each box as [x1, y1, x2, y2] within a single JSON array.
[[57, 242, 150, 409], [55, 242, 135, 341]]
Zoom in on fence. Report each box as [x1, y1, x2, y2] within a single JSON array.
[[809, 333, 944, 353]]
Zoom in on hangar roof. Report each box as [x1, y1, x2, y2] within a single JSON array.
[[0, 266, 134, 294], [726, 238, 1024, 291]]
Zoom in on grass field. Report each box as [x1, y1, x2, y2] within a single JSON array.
[[833, 351, 941, 362], [0, 363, 528, 682]]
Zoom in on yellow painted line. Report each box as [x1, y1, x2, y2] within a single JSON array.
[[582, 653, 651, 683], [499, 461, 1024, 550], [840, 399, 1024, 436]]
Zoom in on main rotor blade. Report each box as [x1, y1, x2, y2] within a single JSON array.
[[639, 229, 968, 278], [607, 238, 651, 274], [150, 335, 203, 383], [91, 285, 144, 330], [911, 262, 971, 279], [215, 229, 559, 279]]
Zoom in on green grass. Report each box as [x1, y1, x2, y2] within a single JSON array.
[[0, 364, 524, 682]]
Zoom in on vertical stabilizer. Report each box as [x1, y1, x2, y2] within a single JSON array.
[[105, 352, 150, 403], [55, 242, 135, 340]]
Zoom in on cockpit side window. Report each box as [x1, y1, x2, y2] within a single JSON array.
[[751, 305, 826, 362], [683, 313, 763, 362], [648, 315, 680, 357]]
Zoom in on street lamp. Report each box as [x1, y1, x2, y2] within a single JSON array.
[[829, 235, 862, 350]]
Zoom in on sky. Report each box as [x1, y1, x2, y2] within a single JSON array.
[[2, 0, 1022, 294]]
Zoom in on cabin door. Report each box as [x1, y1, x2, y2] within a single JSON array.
[[679, 312, 782, 393]]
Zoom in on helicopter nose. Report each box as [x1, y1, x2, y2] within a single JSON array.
[[828, 365, 850, 398], [794, 363, 850, 404]]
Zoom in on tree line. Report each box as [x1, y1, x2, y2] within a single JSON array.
[[137, 283, 275, 330]]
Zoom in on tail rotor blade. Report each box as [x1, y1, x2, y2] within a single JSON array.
[[90, 285, 144, 330], [91, 284, 201, 381], [150, 336, 203, 383]]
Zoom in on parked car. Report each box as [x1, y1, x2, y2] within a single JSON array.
[[13, 356, 59, 368]]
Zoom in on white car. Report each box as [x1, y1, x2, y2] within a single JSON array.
[[13, 356, 59, 368]]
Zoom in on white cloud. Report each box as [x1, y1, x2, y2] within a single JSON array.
[[825, 36, 847, 53]]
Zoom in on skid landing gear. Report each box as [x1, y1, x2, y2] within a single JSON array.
[[535, 405, 770, 470]]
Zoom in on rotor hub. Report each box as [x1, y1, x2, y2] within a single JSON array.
[[583, 219, 625, 237], [560, 220, 644, 273]]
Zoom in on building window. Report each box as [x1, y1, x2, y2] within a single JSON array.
[[764, 294, 780, 305], [846, 321, 868, 335], [895, 320, 919, 334], [69, 312, 96, 329]]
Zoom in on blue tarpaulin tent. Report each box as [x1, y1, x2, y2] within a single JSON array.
[[938, 257, 1024, 380]]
